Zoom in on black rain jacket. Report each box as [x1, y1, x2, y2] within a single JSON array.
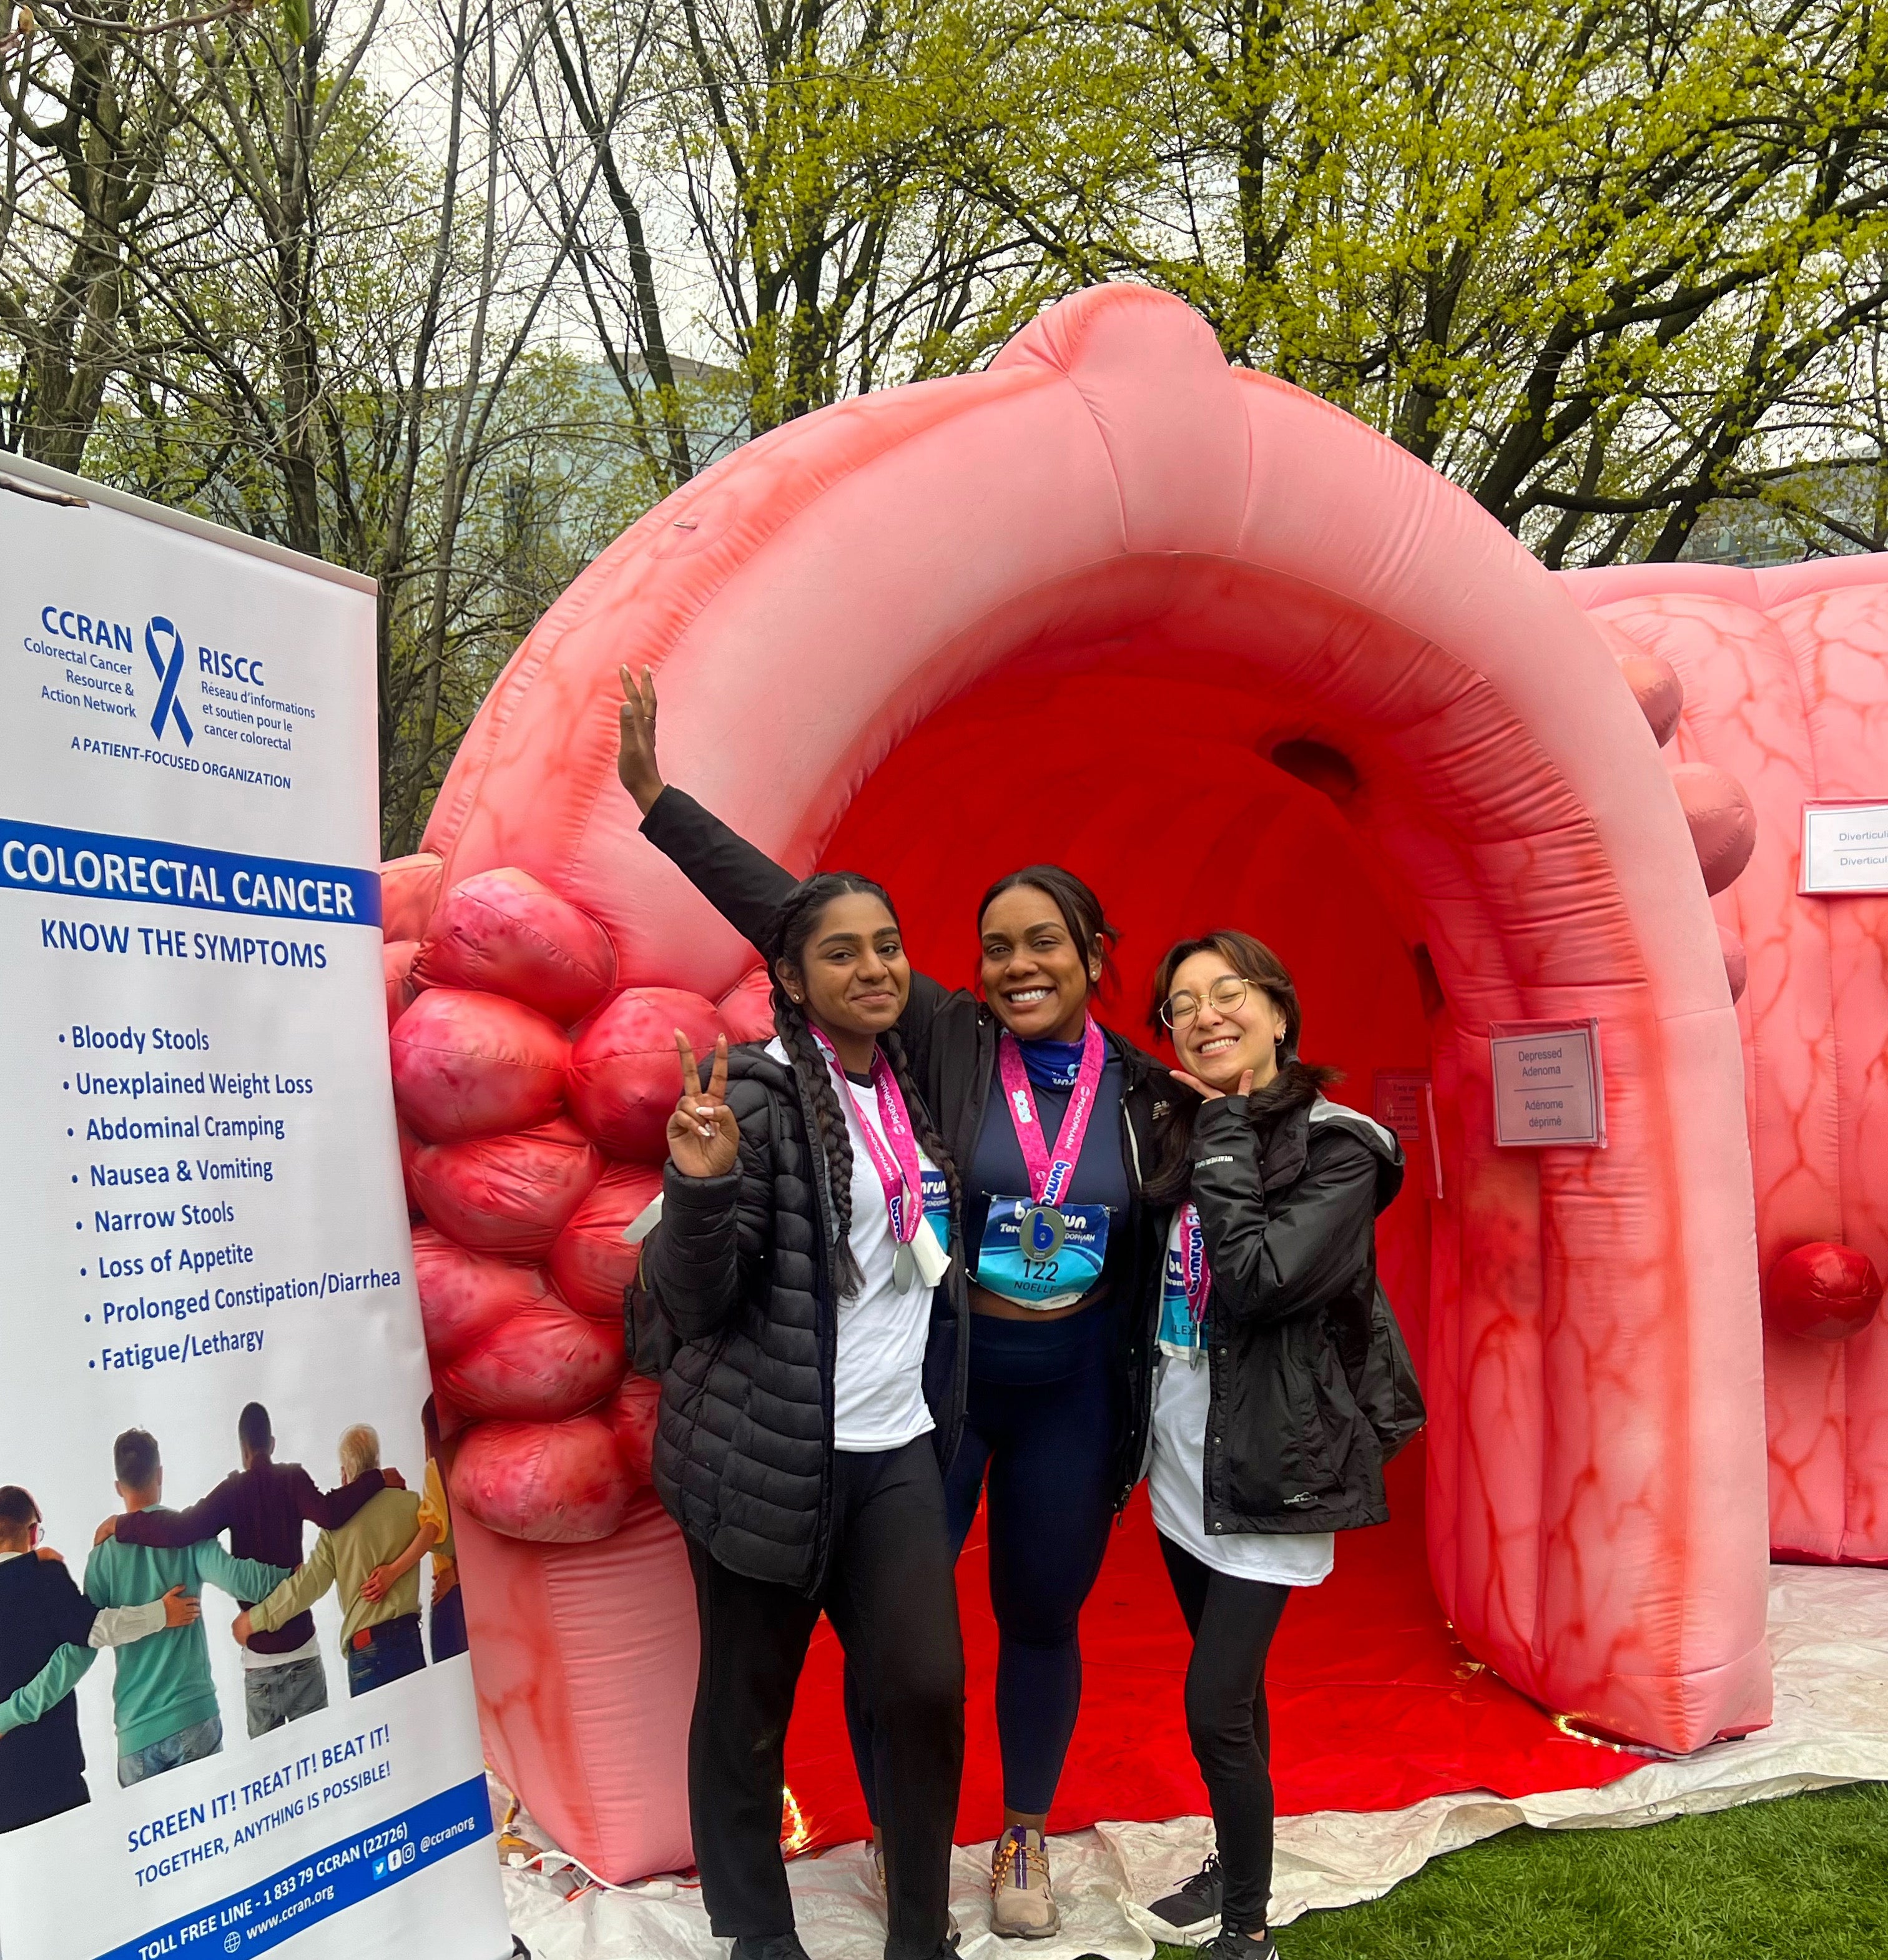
[[1161, 1065, 1426, 1536], [639, 787, 1173, 1509], [636, 1045, 970, 1593]]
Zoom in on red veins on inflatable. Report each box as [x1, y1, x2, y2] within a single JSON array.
[[1566, 563, 1888, 1562], [390, 988, 570, 1143]]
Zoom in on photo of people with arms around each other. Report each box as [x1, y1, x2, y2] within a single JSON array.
[[7, 1430, 293, 1793], [358, 1400, 466, 1665], [631, 872, 969, 1960], [232, 1426, 427, 1700], [618, 667, 1174, 1938], [94, 1400, 395, 1736], [1138, 933, 1425, 1960], [0, 1483, 200, 1832]]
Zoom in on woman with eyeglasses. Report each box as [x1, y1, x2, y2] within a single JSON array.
[[1138, 933, 1423, 1960], [618, 670, 1171, 1937]]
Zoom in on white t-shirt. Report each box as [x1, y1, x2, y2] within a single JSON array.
[[768, 1039, 948, 1454], [1148, 1211, 1335, 1587]]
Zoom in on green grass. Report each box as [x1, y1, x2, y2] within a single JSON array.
[[1154, 1783, 1888, 1960]]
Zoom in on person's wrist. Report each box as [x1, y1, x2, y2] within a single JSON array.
[[634, 775, 667, 819]]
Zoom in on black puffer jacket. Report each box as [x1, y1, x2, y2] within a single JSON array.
[[1158, 1066, 1425, 1535], [637, 1046, 970, 1593], [641, 787, 1173, 1507]]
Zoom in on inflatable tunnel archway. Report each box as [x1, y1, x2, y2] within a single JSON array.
[[395, 285, 1776, 1875]]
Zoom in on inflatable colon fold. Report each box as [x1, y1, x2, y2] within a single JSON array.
[[378, 283, 1888, 1880]]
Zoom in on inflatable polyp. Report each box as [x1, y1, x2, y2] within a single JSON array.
[[549, 1163, 665, 1321], [436, 1300, 624, 1424], [1767, 1243, 1884, 1343], [567, 988, 724, 1159], [383, 940, 419, 1030], [1564, 566, 1888, 1561], [403, 1115, 602, 1256], [411, 1227, 560, 1365], [380, 850, 444, 942], [717, 965, 777, 1043], [408, 282, 1791, 1874], [450, 1412, 634, 1542], [414, 867, 617, 1025], [1669, 764, 1758, 895], [390, 988, 571, 1143]]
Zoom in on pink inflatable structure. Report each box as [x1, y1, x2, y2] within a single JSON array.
[[372, 284, 1888, 1881], [1564, 566, 1888, 1562]]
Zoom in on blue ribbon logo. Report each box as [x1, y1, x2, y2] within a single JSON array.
[[144, 616, 193, 745]]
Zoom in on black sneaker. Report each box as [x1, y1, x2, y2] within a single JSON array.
[[1199, 1931, 1277, 1960], [1149, 1853, 1223, 1933], [730, 1937, 814, 1960]]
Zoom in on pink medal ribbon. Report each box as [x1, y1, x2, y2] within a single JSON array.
[[996, 1015, 1107, 1206], [1180, 1203, 1212, 1329], [810, 1030, 923, 1245]]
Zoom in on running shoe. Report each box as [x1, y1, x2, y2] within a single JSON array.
[[1149, 1851, 1223, 1935], [989, 1825, 1060, 1939], [729, 1936, 814, 1960], [1196, 1930, 1277, 1960]]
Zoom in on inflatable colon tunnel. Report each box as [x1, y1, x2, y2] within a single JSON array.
[[378, 284, 1888, 1881]]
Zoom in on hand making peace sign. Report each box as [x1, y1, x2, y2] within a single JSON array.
[[668, 1030, 740, 1179]]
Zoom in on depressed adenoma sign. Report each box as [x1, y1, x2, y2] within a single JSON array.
[[0, 462, 509, 1960], [1488, 1020, 1606, 1148]]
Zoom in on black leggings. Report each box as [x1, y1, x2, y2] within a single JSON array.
[[1158, 1534, 1291, 1936], [846, 1303, 1117, 1820], [688, 1439, 965, 1960]]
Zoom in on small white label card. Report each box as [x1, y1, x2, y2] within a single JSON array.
[[1801, 801, 1888, 895], [1489, 1019, 1605, 1148]]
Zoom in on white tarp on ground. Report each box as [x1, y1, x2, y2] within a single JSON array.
[[501, 1565, 1888, 1959]]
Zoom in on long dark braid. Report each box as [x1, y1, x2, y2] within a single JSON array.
[[765, 874, 958, 1298]]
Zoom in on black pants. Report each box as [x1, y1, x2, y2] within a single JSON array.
[[847, 1301, 1117, 1820], [1158, 1535, 1291, 1936], [689, 1437, 965, 1960]]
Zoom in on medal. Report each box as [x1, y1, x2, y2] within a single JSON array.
[[1020, 1204, 1068, 1260], [892, 1241, 918, 1293]]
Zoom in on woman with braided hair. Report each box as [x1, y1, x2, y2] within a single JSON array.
[[638, 872, 970, 1960], [621, 667, 1173, 1938]]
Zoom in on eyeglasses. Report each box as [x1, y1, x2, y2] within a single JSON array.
[[1161, 975, 1254, 1028]]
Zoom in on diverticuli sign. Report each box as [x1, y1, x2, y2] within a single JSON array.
[[0, 459, 510, 1960]]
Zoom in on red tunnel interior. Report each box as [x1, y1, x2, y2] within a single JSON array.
[[772, 645, 1639, 1845]]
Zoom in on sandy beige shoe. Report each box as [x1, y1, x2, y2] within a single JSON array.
[[990, 1825, 1060, 1939], [870, 1841, 959, 1938]]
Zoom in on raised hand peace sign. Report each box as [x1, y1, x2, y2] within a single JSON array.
[[668, 1031, 740, 1179], [617, 664, 665, 814]]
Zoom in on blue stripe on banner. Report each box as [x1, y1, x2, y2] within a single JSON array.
[[0, 817, 381, 929], [92, 1775, 493, 1960]]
